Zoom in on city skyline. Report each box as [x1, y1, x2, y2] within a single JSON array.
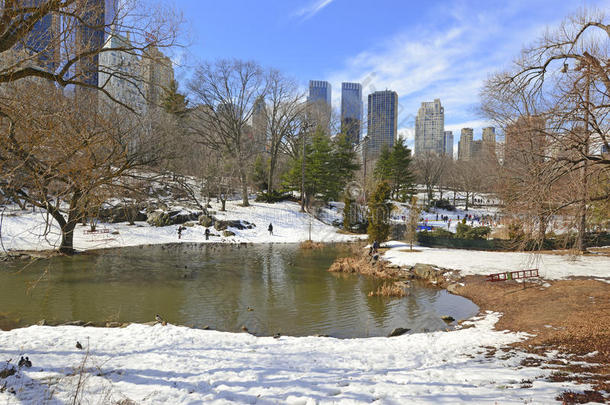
[[172, 0, 608, 151]]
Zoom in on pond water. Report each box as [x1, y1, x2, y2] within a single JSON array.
[[0, 244, 478, 337]]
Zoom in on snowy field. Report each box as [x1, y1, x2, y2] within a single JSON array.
[[383, 242, 610, 281], [0, 312, 588, 404], [0, 201, 363, 252]]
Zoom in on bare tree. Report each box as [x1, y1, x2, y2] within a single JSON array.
[[262, 69, 305, 197], [187, 60, 267, 207], [481, 8, 609, 251], [0, 82, 164, 253], [413, 152, 447, 206]]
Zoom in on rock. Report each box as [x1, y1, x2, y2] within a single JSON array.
[[37, 319, 46, 326], [215, 219, 255, 231], [446, 283, 461, 295], [105, 322, 122, 328], [413, 263, 437, 279], [198, 215, 215, 227], [62, 320, 86, 326], [147, 211, 172, 227], [223, 230, 236, 237], [441, 315, 455, 323], [142, 321, 157, 326], [388, 327, 410, 337]]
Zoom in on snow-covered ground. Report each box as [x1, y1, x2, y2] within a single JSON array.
[[0, 201, 363, 252], [0, 312, 588, 404], [383, 242, 610, 281]]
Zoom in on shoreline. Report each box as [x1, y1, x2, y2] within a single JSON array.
[[358, 247, 610, 394]]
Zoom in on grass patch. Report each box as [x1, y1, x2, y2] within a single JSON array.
[[368, 282, 407, 298]]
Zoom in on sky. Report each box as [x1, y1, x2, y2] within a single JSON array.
[[171, 0, 609, 148]]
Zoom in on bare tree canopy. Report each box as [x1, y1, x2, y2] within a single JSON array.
[[187, 59, 268, 207], [0, 0, 181, 108]]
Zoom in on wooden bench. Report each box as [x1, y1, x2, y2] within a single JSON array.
[[486, 269, 539, 282]]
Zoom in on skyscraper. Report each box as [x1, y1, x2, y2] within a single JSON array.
[[308, 80, 331, 108], [458, 128, 474, 161], [443, 131, 454, 158], [415, 99, 445, 155], [20, 0, 61, 71], [308, 80, 332, 132], [367, 90, 398, 158], [341, 82, 362, 145], [75, 0, 118, 87]]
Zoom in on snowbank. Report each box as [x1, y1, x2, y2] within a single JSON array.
[[0, 312, 586, 404], [0, 201, 364, 252], [383, 242, 610, 280]]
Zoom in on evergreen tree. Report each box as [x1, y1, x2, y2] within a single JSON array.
[[374, 138, 415, 201], [343, 194, 353, 230], [367, 181, 393, 242], [163, 80, 189, 117], [282, 127, 360, 205]]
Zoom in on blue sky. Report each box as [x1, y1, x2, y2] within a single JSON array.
[[172, 0, 609, 148]]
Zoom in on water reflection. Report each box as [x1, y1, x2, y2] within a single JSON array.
[[0, 244, 478, 337]]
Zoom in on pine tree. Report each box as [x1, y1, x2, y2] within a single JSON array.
[[163, 80, 189, 117], [374, 138, 415, 201], [283, 127, 360, 205], [367, 181, 393, 242], [405, 196, 421, 250]]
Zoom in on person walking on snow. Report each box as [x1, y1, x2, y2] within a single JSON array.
[[268, 223, 273, 236]]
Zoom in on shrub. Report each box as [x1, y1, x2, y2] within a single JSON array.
[[456, 222, 471, 238], [432, 199, 455, 211], [466, 226, 491, 240], [255, 190, 294, 203], [367, 181, 393, 242], [430, 228, 454, 238]]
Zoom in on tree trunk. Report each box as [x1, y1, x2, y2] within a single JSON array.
[[465, 191, 470, 211], [267, 155, 277, 198], [238, 165, 249, 207]]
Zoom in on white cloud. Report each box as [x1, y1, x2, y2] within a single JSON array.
[[293, 0, 335, 21], [326, 2, 572, 138]]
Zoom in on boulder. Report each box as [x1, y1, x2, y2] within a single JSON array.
[[388, 327, 410, 337], [147, 211, 172, 227], [215, 219, 255, 231], [441, 315, 455, 323], [98, 204, 147, 223], [446, 283, 461, 295], [198, 214, 215, 227], [413, 263, 438, 280], [223, 230, 236, 237]]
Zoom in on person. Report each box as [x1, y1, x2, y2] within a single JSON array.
[[372, 240, 380, 253], [268, 223, 273, 235], [177, 226, 185, 239], [205, 228, 210, 240]]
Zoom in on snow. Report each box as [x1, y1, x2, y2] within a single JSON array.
[[0, 312, 588, 404], [383, 242, 610, 280], [0, 201, 364, 252]]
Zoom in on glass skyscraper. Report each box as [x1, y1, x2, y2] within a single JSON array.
[[308, 80, 332, 106], [341, 82, 362, 145], [76, 0, 118, 87], [367, 90, 398, 158]]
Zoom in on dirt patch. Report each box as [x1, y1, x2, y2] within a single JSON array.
[[453, 277, 610, 392]]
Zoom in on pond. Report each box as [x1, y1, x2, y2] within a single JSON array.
[[0, 244, 478, 338]]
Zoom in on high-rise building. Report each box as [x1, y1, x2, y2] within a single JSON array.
[[19, 0, 61, 72], [308, 80, 332, 132], [308, 80, 331, 108], [415, 99, 445, 155], [505, 116, 546, 166], [140, 45, 174, 108], [366, 90, 398, 158], [75, 0, 118, 87], [443, 131, 454, 158], [252, 96, 268, 152], [98, 31, 146, 112], [458, 128, 473, 161], [341, 82, 362, 145]]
